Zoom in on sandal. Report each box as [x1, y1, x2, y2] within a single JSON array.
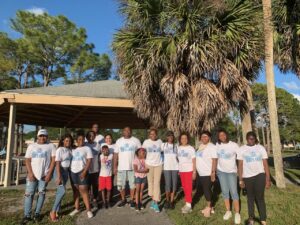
[[49, 211, 58, 222]]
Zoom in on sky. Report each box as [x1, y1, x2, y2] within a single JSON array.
[[1, 0, 300, 102]]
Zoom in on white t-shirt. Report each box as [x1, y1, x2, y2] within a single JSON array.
[[55, 147, 72, 168], [143, 139, 163, 166], [70, 146, 93, 173], [99, 154, 113, 177], [85, 134, 104, 145], [216, 141, 239, 173], [237, 144, 268, 178], [115, 136, 141, 171], [196, 143, 218, 176], [162, 143, 179, 171], [25, 142, 56, 180], [85, 142, 101, 173], [177, 145, 196, 172]]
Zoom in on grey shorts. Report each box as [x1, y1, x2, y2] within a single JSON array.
[[117, 170, 135, 190], [164, 170, 179, 192]]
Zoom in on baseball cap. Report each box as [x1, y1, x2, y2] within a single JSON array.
[[37, 129, 48, 137], [101, 143, 109, 148]]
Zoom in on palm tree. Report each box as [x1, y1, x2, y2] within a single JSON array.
[[262, 0, 286, 188], [113, 0, 263, 136]]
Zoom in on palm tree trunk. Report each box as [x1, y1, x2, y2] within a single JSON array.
[[266, 124, 271, 155], [262, 0, 286, 188], [261, 126, 266, 147], [241, 111, 252, 144]]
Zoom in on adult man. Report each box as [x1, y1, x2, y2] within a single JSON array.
[[114, 127, 141, 208], [90, 123, 104, 145], [21, 129, 56, 224]]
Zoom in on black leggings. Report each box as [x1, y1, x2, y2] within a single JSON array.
[[199, 176, 212, 202], [244, 173, 267, 221]]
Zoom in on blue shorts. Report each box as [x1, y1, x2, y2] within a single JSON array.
[[70, 171, 89, 186], [135, 176, 147, 184]]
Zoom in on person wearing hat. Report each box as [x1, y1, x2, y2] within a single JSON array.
[[161, 131, 179, 210], [98, 144, 113, 208], [21, 129, 56, 224]]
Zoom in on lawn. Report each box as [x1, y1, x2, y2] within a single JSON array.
[[167, 184, 300, 225]]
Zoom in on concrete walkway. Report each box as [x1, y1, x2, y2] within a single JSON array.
[[76, 201, 174, 225]]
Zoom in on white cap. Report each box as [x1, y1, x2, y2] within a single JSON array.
[[101, 143, 109, 148], [37, 129, 48, 137]]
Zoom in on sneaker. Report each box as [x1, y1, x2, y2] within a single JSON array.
[[20, 216, 32, 225], [234, 213, 241, 224], [170, 202, 175, 210], [223, 211, 232, 220], [150, 201, 154, 209], [117, 200, 127, 208], [211, 207, 215, 214], [87, 211, 93, 219], [69, 209, 80, 216], [135, 204, 140, 212], [33, 214, 42, 222], [152, 202, 160, 213], [130, 200, 136, 209], [181, 205, 192, 214], [164, 201, 170, 209], [140, 202, 145, 210]]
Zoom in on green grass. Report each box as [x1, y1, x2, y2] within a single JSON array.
[[167, 185, 300, 225], [0, 189, 76, 225]]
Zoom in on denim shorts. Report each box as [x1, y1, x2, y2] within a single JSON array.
[[70, 171, 89, 186], [135, 176, 147, 184]]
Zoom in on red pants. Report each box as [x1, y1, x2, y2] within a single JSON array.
[[180, 171, 193, 203]]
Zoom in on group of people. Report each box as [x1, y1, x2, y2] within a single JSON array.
[[21, 124, 271, 225]]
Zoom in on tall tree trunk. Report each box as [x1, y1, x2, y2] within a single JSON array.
[[266, 125, 271, 155], [261, 126, 266, 147], [262, 0, 286, 188], [241, 112, 252, 144]]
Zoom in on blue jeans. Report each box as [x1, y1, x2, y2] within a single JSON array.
[[52, 168, 69, 212], [24, 178, 47, 217], [217, 170, 239, 200]]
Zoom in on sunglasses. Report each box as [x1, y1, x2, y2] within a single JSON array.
[[39, 135, 47, 137]]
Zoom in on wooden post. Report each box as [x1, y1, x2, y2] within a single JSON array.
[[13, 124, 19, 156], [19, 124, 24, 154], [4, 103, 16, 187]]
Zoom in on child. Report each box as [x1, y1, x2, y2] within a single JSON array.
[[133, 147, 149, 211], [99, 144, 113, 208]]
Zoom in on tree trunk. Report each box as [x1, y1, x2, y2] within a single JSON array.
[[262, 0, 286, 188], [266, 125, 271, 155], [261, 126, 266, 147], [241, 112, 252, 144]]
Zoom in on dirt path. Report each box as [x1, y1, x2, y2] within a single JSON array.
[[76, 202, 174, 225]]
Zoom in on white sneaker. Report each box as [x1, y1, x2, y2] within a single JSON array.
[[87, 211, 93, 219], [69, 209, 80, 216], [181, 205, 192, 214], [234, 213, 241, 224], [223, 211, 232, 220]]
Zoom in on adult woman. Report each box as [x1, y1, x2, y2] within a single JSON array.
[[142, 128, 163, 213], [195, 131, 217, 217], [161, 131, 178, 210], [103, 134, 116, 154], [238, 131, 270, 225], [85, 131, 101, 210], [177, 133, 196, 214], [216, 129, 241, 224], [69, 133, 93, 218], [50, 134, 73, 222]]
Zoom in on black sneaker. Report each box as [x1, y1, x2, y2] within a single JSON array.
[[117, 200, 127, 208], [135, 204, 140, 212], [164, 201, 170, 209], [139, 202, 144, 210], [170, 202, 175, 209], [33, 213, 42, 222], [130, 200, 136, 209], [20, 216, 32, 225]]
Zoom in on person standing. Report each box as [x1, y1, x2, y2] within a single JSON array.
[[114, 127, 141, 208], [143, 128, 163, 213], [69, 133, 93, 219], [103, 134, 116, 155], [162, 131, 179, 210], [85, 131, 101, 210], [50, 134, 73, 222], [21, 129, 56, 224], [88, 123, 104, 145], [196, 131, 217, 218], [238, 131, 271, 225], [216, 129, 241, 224], [177, 133, 196, 214]]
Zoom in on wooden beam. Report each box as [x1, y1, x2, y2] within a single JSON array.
[[6, 94, 133, 108], [4, 103, 16, 187], [65, 107, 89, 127]]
